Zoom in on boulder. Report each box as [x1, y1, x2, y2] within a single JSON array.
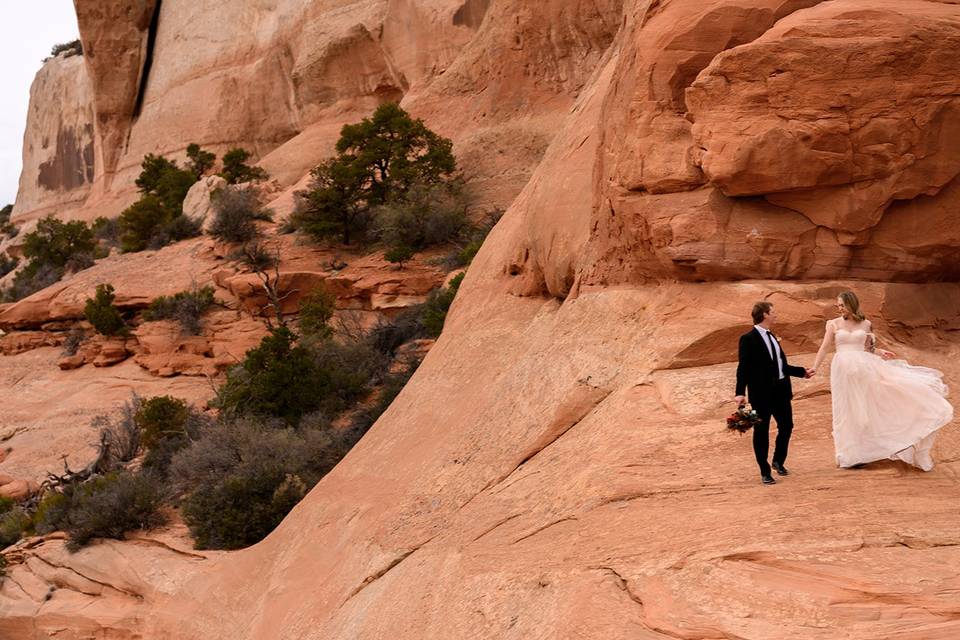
[[182, 175, 227, 232]]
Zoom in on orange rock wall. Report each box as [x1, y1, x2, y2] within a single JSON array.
[[4, 1, 960, 638]]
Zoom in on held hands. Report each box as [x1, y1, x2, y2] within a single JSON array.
[[804, 367, 816, 378]]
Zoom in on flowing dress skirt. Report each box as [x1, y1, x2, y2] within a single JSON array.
[[831, 351, 953, 470]]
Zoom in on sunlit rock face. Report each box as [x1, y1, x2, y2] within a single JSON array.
[[19, 0, 618, 224], [13, 52, 95, 223], [3, 1, 960, 639]]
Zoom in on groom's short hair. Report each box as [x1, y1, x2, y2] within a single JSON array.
[[751, 302, 773, 324]]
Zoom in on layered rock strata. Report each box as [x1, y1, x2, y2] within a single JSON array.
[[2, 1, 959, 638]]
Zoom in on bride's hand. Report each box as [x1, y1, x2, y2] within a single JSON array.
[[879, 349, 895, 360]]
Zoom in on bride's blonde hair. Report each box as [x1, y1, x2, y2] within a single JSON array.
[[839, 290, 866, 322]]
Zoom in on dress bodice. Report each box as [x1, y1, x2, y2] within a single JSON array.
[[836, 328, 869, 353]]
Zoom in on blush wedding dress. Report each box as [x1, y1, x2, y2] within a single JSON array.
[[830, 327, 953, 471]]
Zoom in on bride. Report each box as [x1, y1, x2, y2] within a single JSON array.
[[809, 291, 954, 471]]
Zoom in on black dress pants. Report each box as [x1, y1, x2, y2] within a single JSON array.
[[753, 380, 793, 476]]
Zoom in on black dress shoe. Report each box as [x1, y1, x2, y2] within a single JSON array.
[[772, 463, 789, 476], [761, 474, 776, 485]]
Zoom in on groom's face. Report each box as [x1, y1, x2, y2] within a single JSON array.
[[765, 305, 776, 326]]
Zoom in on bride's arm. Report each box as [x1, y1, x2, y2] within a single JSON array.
[[865, 320, 895, 359], [810, 320, 835, 374]]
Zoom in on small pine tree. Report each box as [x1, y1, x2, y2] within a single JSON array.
[[0, 204, 17, 237], [23, 215, 96, 268], [298, 287, 336, 340], [384, 244, 415, 269], [292, 103, 457, 246], [422, 272, 464, 338], [215, 327, 330, 425], [119, 154, 201, 252], [219, 148, 268, 185], [84, 284, 127, 336], [186, 143, 216, 178], [135, 396, 190, 449]]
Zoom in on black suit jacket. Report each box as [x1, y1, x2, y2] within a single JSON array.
[[735, 328, 806, 411]]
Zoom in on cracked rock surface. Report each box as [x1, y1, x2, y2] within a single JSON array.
[[2, 0, 960, 638]]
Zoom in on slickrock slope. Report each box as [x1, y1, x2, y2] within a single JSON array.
[[133, 1, 958, 638], [145, 281, 960, 640], [3, 0, 960, 638], [0, 524, 217, 636]]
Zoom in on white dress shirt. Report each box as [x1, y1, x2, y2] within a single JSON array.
[[754, 325, 785, 379]]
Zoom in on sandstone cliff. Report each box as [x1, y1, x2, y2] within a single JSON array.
[[2, 0, 960, 638], [14, 51, 94, 223]]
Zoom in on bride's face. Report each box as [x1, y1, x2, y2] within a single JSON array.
[[836, 297, 847, 317]]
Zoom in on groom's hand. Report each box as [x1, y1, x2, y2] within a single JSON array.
[[734, 395, 746, 406]]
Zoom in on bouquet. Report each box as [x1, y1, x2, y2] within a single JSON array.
[[727, 405, 761, 434]]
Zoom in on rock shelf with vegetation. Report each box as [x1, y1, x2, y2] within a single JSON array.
[[1, 1, 959, 638]]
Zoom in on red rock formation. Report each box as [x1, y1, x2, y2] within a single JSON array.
[[3, 1, 960, 638], [575, 0, 960, 286], [133, 2, 959, 637], [74, 0, 159, 199], [12, 52, 95, 223], [0, 525, 215, 637]]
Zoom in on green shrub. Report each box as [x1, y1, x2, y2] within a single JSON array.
[[2, 214, 97, 301], [23, 215, 96, 269], [49, 39, 82, 59], [0, 253, 17, 278], [0, 496, 14, 515], [59, 471, 166, 550], [384, 244, 415, 269], [290, 158, 369, 245], [171, 420, 349, 549], [235, 240, 276, 272], [2, 262, 62, 302], [84, 284, 127, 336], [119, 195, 200, 252], [119, 154, 202, 252], [422, 272, 464, 337], [134, 396, 209, 478], [307, 338, 387, 412], [446, 209, 503, 269], [32, 492, 70, 536], [215, 327, 332, 425], [92, 216, 121, 250], [372, 183, 468, 252], [0, 204, 17, 238], [209, 185, 273, 243], [292, 103, 456, 245], [143, 285, 216, 334], [135, 396, 189, 449], [0, 507, 30, 548], [186, 143, 216, 178], [216, 326, 384, 426], [365, 306, 425, 356], [298, 287, 336, 340], [218, 148, 268, 185]]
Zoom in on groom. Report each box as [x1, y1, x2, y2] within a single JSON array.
[[734, 302, 812, 485]]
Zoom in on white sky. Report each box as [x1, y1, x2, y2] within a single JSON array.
[[0, 2, 79, 207]]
